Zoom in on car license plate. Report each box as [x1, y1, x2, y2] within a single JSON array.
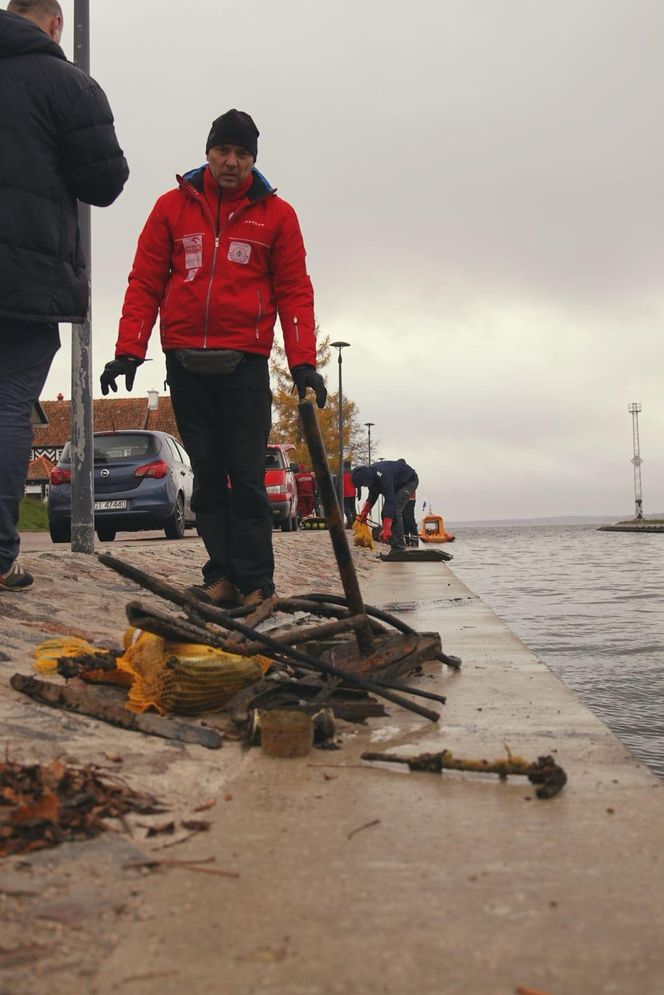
[[94, 500, 127, 511]]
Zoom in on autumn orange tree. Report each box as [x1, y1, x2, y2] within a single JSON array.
[[269, 331, 366, 472]]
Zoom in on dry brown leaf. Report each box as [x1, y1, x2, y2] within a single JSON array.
[[11, 789, 60, 825]]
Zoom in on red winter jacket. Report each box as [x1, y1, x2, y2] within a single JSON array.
[[115, 165, 316, 369]]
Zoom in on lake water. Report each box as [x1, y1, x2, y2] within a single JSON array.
[[446, 523, 664, 779]]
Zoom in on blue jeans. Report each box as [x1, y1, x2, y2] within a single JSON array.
[[0, 321, 60, 572]]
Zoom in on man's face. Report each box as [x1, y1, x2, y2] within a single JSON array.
[[207, 144, 254, 189]]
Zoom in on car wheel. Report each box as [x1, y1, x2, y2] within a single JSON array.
[[49, 522, 71, 544], [164, 494, 186, 539], [291, 513, 299, 531], [280, 513, 293, 533], [96, 526, 117, 543]]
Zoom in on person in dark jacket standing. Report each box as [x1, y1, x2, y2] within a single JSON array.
[[0, 0, 128, 593], [100, 109, 326, 610], [352, 459, 419, 551], [342, 460, 357, 528]]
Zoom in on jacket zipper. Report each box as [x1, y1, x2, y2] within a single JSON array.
[[255, 289, 264, 339], [179, 174, 274, 348], [203, 235, 220, 347], [293, 315, 300, 342], [202, 193, 224, 347]]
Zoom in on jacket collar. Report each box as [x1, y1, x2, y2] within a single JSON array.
[[178, 164, 276, 203], [0, 10, 66, 61]]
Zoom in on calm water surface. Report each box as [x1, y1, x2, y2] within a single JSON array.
[[447, 524, 664, 778]]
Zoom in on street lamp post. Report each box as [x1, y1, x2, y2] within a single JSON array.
[[364, 422, 375, 465], [330, 341, 350, 507]]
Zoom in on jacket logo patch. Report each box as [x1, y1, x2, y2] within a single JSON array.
[[228, 241, 252, 265], [182, 234, 203, 270]]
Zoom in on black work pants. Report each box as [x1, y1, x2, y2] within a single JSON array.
[[402, 498, 418, 538], [165, 352, 273, 593], [391, 475, 419, 550], [343, 496, 356, 528]]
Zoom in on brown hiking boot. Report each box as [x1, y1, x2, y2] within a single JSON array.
[[240, 584, 277, 609], [188, 577, 241, 608]]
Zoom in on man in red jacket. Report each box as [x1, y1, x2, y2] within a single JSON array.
[[101, 109, 326, 608]]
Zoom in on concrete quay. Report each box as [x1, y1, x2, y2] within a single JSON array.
[[1, 534, 663, 995]]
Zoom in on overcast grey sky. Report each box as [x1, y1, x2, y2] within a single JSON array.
[[44, 0, 664, 520]]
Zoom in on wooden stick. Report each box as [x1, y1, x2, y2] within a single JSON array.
[[10, 674, 223, 749], [123, 858, 239, 878]]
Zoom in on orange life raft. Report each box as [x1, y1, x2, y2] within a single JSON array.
[[418, 514, 455, 544]]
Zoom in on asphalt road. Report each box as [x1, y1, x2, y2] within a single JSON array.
[[19, 528, 201, 552]]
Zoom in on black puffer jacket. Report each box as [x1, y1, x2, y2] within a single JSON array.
[[0, 11, 129, 323]]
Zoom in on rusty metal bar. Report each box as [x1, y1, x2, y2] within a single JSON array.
[[249, 614, 370, 648], [298, 400, 374, 654]]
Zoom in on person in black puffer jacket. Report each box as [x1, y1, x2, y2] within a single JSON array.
[[0, 0, 129, 593]]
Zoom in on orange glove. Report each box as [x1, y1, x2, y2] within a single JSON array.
[[379, 517, 393, 542]]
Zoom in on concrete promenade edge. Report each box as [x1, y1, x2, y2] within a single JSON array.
[[1, 535, 663, 994]]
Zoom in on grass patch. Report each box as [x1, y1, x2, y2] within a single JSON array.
[[18, 497, 49, 532]]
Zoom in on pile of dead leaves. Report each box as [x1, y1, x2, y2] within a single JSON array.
[[0, 759, 165, 858]]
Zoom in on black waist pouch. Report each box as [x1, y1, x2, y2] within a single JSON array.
[[174, 348, 246, 375]]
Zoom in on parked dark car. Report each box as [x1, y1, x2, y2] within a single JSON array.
[[47, 430, 195, 543], [265, 444, 298, 531]]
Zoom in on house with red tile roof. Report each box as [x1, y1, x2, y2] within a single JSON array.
[[26, 455, 56, 500], [31, 393, 182, 466]]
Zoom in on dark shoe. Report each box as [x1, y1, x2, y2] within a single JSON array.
[[188, 577, 240, 607], [240, 584, 277, 609], [0, 561, 34, 592]]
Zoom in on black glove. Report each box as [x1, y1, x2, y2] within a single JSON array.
[[100, 355, 143, 396], [292, 364, 327, 409]]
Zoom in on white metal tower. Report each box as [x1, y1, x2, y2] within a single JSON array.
[[628, 402, 643, 520]]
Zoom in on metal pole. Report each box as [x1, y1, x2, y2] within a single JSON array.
[[330, 341, 350, 507], [298, 401, 374, 655], [364, 421, 374, 465], [70, 0, 94, 553], [337, 350, 343, 505]]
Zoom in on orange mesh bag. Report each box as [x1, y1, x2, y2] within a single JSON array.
[[352, 517, 373, 550], [117, 630, 272, 715]]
